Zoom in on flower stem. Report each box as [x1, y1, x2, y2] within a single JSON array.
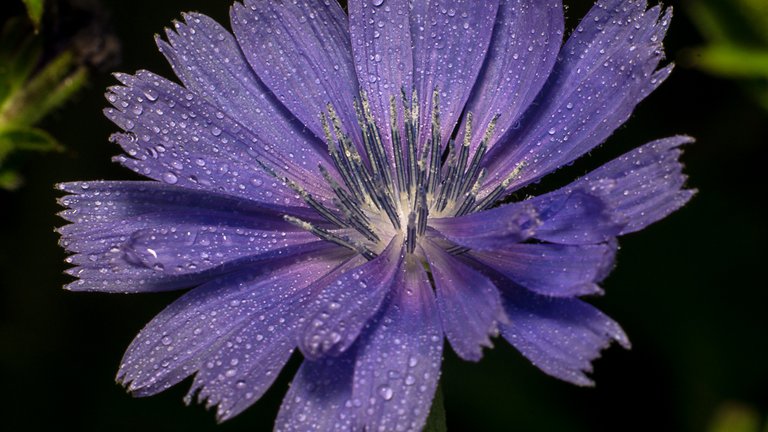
[[424, 380, 447, 432]]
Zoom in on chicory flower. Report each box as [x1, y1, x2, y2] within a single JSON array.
[[58, 0, 693, 430]]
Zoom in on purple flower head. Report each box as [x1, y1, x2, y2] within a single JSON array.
[[58, 0, 693, 429]]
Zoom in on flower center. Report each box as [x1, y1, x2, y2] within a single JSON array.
[[276, 89, 520, 259]]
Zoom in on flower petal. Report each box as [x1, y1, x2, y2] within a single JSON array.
[[428, 201, 540, 251], [58, 181, 321, 292], [188, 255, 365, 422], [157, 13, 330, 165], [485, 1, 673, 191], [352, 255, 443, 432], [116, 245, 352, 401], [528, 189, 625, 245], [274, 352, 358, 432], [105, 71, 333, 204], [423, 241, 505, 361], [565, 136, 695, 235], [470, 242, 616, 297], [411, 0, 500, 146], [118, 223, 314, 275], [230, 0, 361, 145], [299, 236, 404, 359], [461, 0, 563, 152], [499, 283, 630, 386], [348, 0, 413, 149], [431, 188, 625, 249]]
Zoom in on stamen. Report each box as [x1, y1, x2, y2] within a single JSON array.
[[267, 89, 508, 259], [474, 161, 526, 212], [427, 90, 443, 197], [319, 165, 369, 224], [454, 168, 486, 216], [284, 215, 375, 260], [404, 89, 419, 201], [390, 95, 407, 198], [434, 141, 458, 212], [283, 176, 346, 228], [322, 112, 366, 203], [405, 211, 417, 253], [359, 93, 395, 195], [456, 114, 497, 199]]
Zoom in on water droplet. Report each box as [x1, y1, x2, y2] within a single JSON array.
[[162, 172, 178, 184], [378, 385, 393, 401], [143, 89, 158, 101], [161, 335, 173, 345], [372, 0, 384, 6]]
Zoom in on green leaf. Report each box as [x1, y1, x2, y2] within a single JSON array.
[[0, 168, 23, 190], [735, 0, 768, 44], [690, 45, 768, 79], [707, 403, 761, 432], [423, 381, 447, 432], [687, 0, 768, 46], [0, 51, 88, 127], [0, 19, 42, 107], [21, 0, 44, 30], [0, 126, 62, 164]]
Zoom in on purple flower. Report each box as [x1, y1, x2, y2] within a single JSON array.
[[58, 0, 692, 429]]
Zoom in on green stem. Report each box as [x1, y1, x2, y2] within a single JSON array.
[[424, 380, 447, 432]]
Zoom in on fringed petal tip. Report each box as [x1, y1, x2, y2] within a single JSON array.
[[501, 286, 630, 386], [485, 0, 679, 193], [424, 241, 505, 362], [572, 135, 696, 236]]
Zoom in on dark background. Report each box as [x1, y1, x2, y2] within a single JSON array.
[[1, 0, 766, 431]]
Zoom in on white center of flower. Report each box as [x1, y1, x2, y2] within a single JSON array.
[[278, 89, 520, 259]]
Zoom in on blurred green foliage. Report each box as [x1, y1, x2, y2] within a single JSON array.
[[424, 383, 447, 432], [0, 16, 86, 189], [707, 403, 767, 432], [22, 0, 45, 30], [21, 0, 44, 29], [686, 0, 768, 110]]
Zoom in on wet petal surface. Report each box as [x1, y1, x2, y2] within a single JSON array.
[[486, 1, 673, 192], [231, 0, 361, 146], [500, 283, 630, 386], [352, 256, 443, 432], [471, 242, 615, 297]]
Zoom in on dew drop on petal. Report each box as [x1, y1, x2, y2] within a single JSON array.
[[162, 172, 178, 184], [378, 385, 394, 401], [405, 374, 416, 386]]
